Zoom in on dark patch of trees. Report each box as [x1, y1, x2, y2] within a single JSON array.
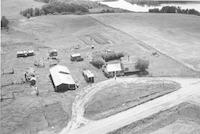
[[20, 2, 89, 18], [34, 0, 50, 3], [149, 6, 200, 16], [135, 58, 149, 72], [1, 16, 9, 29], [90, 51, 124, 68]]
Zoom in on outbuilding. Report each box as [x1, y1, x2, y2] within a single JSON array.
[[70, 53, 83, 61], [82, 70, 94, 83], [49, 49, 58, 58], [49, 65, 76, 92], [102, 63, 124, 78], [17, 50, 34, 57]]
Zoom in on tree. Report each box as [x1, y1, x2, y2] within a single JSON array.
[[135, 58, 149, 72], [1, 16, 9, 28]]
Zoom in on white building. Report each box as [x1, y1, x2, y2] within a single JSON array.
[[103, 63, 124, 78]]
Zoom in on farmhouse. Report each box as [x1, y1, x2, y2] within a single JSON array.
[[103, 63, 124, 78], [82, 70, 94, 83], [49, 65, 76, 92], [120, 56, 139, 74]]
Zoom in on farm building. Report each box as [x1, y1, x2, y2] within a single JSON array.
[[70, 53, 83, 61], [49, 65, 76, 92], [82, 70, 94, 83], [103, 63, 124, 78], [49, 49, 58, 58], [120, 56, 139, 74], [17, 50, 34, 57]]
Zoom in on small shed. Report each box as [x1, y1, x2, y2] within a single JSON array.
[[49, 65, 76, 92], [82, 70, 94, 83], [103, 63, 124, 78], [49, 49, 58, 57], [17, 50, 34, 57], [70, 53, 83, 61]]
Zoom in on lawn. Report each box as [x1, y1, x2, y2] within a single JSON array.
[[84, 79, 180, 120]]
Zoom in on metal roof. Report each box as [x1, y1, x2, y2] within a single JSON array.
[[83, 70, 94, 78], [71, 53, 81, 57], [49, 65, 75, 86], [106, 63, 122, 72]]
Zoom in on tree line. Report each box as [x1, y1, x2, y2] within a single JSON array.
[[149, 6, 200, 16], [20, 2, 89, 18]]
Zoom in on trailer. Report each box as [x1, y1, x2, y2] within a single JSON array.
[[82, 70, 94, 83], [70, 53, 83, 61]]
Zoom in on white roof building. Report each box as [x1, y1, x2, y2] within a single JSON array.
[[106, 63, 122, 72], [49, 65, 75, 90], [83, 70, 94, 78], [71, 53, 81, 58]]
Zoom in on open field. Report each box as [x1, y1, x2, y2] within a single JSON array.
[[1, 0, 45, 19], [84, 79, 180, 120], [92, 13, 200, 71], [109, 102, 200, 134]]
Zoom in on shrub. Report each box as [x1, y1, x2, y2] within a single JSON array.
[[90, 57, 105, 69], [1, 16, 9, 28], [162, 6, 177, 13], [135, 58, 149, 72], [149, 8, 160, 13], [102, 51, 124, 62]]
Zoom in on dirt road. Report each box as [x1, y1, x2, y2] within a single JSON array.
[[59, 77, 200, 134]]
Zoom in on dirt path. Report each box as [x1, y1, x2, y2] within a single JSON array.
[[59, 77, 200, 134]]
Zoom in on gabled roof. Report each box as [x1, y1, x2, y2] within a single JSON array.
[[50, 65, 75, 86], [106, 63, 122, 72], [71, 53, 81, 57], [83, 70, 94, 78]]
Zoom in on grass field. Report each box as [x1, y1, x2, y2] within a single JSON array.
[[92, 13, 200, 71], [109, 102, 200, 134], [84, 79, 180, 120]]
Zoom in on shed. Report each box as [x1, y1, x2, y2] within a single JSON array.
[[49, 49, 58, 57], [103, 63, 124, 78], [49, 65, 76, 92], [70, 53, 83, 61], [17, 50, 34, 57], [82, 70, 94, 83]]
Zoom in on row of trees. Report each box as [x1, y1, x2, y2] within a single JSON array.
[[20, 2, 89, 18], [149, 6, 200, 16]]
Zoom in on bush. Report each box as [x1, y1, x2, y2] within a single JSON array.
[[160, 6, 176, 13], [135, 58, 149, 72], [102, 51, 124, 62], [149, 6, 200, 16], [1, 16, 9, 28], [90, 57, 105, 69], [149, 8, 160, 13]]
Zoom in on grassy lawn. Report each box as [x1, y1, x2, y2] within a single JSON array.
[[84, 80, 180, 120]]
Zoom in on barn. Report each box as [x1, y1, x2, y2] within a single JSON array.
[[49, 65, 76, 92]]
